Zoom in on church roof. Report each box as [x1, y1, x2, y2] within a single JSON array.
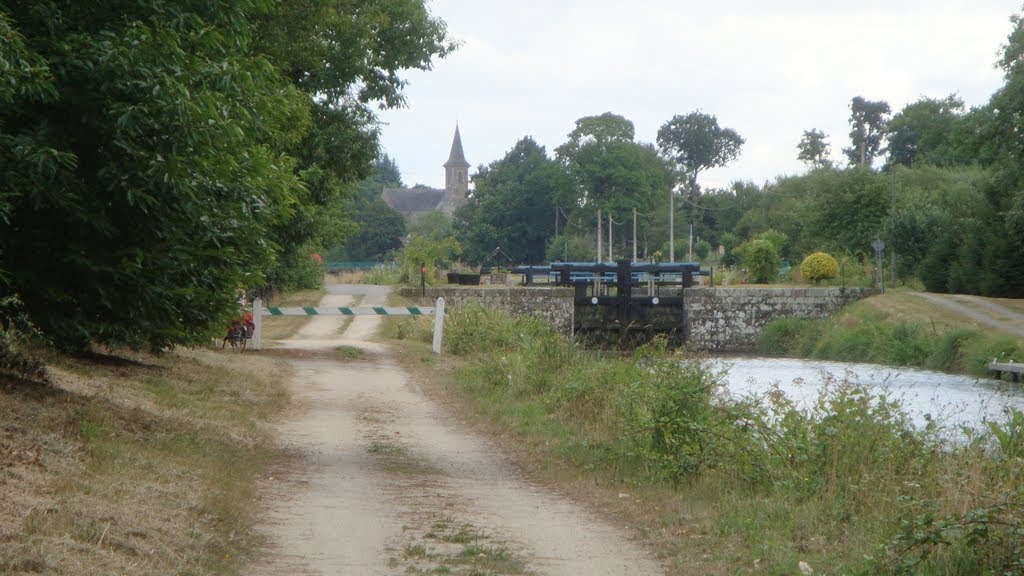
[[444, 125, 469, 168], [381, 187, 446, 213]]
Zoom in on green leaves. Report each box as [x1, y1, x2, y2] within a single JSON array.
[[457, 137, 565, 264], [0, 1, 304, 350], [0, 1, 455, 349], [800, 252, 839, 284], [657, 111, 744, 194], [843, 96, 890, 168]]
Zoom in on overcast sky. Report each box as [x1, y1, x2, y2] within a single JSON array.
[[376, 0, 1020, 191]]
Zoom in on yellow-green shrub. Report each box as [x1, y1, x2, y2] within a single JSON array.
[[801, 251, 839, 284]]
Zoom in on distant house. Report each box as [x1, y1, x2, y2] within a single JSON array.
[[381, 125, 470, 219]]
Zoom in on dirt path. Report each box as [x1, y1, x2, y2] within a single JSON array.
[[251, 285, 663, 575], [912, 292, 1024, 339]]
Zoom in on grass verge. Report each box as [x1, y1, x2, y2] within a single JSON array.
[[1, 345, 288, 575], [758, 294, 1024, 375], [386, 300, 1024, 575]]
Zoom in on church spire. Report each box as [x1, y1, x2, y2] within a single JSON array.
[[443, 124, 469, 213], [444, 124, 469, 168]]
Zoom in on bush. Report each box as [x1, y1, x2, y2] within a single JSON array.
[[758, 317, 824, 357], [800, 252, 839, 284], [0, 296, 47, 383], [740, 238, 780, 283], [694, 239, 712, 260], [546, 234, 595, 262], [395, 234, 461, 284]]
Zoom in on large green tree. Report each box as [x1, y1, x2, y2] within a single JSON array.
[[555, 114, 669, 256], [0, 1, 308, 350], [953, 7, 1024, 295], [0, 1, 453, 350], [332, 198, 405, 261], [455, 137, 568, 264], [657, 111, 744, 260], [843, 96, 890, 167], [656, 111, 745, 197], [797, 129, 832, 169], [253, 1, 455, 289], [886, 95, 973, 168]]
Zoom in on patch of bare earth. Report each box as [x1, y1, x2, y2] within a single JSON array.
[[250, 286, 663, 576]]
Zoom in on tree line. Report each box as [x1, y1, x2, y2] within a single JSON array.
[[435, 9, 1024, 297]]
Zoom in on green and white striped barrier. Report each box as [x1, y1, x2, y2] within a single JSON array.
[[263, 306, 435, 316], [250, 297, 445, 354]]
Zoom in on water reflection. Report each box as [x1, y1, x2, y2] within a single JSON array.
[[711, 357, 1024, 433]]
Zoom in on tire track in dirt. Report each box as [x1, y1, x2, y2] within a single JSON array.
[[912, 293, 1024, 339], [250, 285, 663, 575]]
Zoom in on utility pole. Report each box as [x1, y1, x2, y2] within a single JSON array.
[[608, 213, 612, 262], [632, 207, 637, 262], [669, 187, 675, 262], [554, 205, 559, 238], [688, 221, 693, 262], [596, 208, 602, 263], [890, 170, 897, 286]]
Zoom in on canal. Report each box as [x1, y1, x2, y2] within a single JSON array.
[[712, 357, 1024, 435]]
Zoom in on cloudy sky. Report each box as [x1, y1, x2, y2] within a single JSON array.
[[376, 0, 1020, 191]]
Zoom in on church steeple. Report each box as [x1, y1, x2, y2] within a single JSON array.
[[443, 124, 469, 212]]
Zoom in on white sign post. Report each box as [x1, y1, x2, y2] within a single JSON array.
[[432, 297, 445, 355], [252, 298, 263, 350]]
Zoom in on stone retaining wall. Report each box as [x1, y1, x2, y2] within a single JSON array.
[[399, 286, 575, 335], [684, 287, 875, 352]]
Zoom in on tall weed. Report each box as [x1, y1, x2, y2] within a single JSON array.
[[362, 264, 402, 285], [962, 334, 1023, 374], [925, 328, 977, 372]]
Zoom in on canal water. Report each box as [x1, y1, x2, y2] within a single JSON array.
[[711, 357, 1024, 435]]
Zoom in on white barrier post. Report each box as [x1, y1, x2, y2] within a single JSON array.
[[432, 297, 445, 354], [252, 298, 263, 351]]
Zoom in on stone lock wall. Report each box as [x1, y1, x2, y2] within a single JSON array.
[[399, 286, 575, 335], [684, 287, 875, 352]]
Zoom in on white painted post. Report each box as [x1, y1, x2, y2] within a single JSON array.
[[432, 297, 445, 354], [252, 298, 263, 351]]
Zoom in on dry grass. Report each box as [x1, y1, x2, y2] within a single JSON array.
[[857, 292, 979, 331], [992, 297, 1024, 315], [0, 346, 289, 575]]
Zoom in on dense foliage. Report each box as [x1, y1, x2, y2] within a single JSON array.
[[0, 1, 452, 350], [455, 138, 566, 264], [327, 156, 407, 262], [739, 238, 779, 283]]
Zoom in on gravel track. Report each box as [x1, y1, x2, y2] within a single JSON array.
[[250, 285, 663, 575]]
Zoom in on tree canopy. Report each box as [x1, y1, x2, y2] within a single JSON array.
[[656, 111, 744, 196], [455, 137, 567, 265], [843, 96, 890, 167], [0, 0, 453, 350], [797, 129, 832, 169]]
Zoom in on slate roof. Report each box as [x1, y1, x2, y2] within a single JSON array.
[[381, 187, 445, 213]]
